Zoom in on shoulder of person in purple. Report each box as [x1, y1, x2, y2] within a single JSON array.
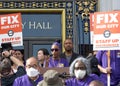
[[65, 75, 100, 86], [96, 51, 107, 63], [13, 75, 28, 86], [96, 50, 106, 57], [65, 77, 77, 86], [89, 74, 105, 85], [89, 74, 100, 80], [48, 57, 69, 67], [60, 57, 69, 67], [13, 74, 43, 86], [36, 75, 43, 83]]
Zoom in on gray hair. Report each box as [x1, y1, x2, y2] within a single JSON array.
[[69, 56, 91, 76]]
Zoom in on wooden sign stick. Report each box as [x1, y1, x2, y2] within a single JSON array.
[[107, 50, 110, 86]]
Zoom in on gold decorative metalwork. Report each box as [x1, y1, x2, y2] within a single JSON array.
[[0, 1, 73, 39], [76, 0, 97, 33]]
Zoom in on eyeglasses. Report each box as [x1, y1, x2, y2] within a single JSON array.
[[74, 67, 86, 70], [51, 48, 59, 52]]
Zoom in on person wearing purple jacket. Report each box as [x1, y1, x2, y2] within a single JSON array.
[[13, 57, 43, 86], [49, 41, 69, 67], [65, 57, 102, 86], [96, 50, 120, 86]]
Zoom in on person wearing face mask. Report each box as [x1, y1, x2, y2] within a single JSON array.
[[65, 56, 102, 86], [13, 57, 43, 86]]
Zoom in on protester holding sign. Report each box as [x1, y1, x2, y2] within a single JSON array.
[[0, 48, 26, 86], [91, 11, 120, 86], [96, 50, 120, 86]]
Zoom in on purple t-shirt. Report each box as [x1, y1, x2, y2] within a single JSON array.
[[65, 74, 100, 86], [48, 57, 69, 67], [13, 74, 43, 86], [96, 50, 120, 85]]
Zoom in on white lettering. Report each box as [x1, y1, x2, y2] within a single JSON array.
[[96, 24, 106, 29], [107, 24, 119, 28], [29, 21, 36, 29], [97, 14, 104, 24], [1, 17, 7, 25], [11, 15, 19, 24], [0, 15, 19, 25], [36, 22, 43, 29], [109, 13, 118, 23], [28, 21, 52, 29], [22, 22, 26, 29], [96, 13, 118, 24]]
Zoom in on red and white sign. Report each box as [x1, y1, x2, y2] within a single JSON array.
[[0, 13, 23, 47], [90, 13, 94, 44], [93, 11, 120, 50]]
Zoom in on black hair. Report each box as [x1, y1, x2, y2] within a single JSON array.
[[1, 42, 13, 52], [15, 49, 24, 55], [55, 39, 61, 44], [14, 49, 25, 65], [38, 48, 49, 55]]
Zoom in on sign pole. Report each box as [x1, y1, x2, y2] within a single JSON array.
[[107, 50, 110, 86]]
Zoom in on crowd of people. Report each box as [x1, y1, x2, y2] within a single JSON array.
[[0, 38, 120, 86]]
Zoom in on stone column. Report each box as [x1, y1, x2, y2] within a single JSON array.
[[98, 0, 120, 11]]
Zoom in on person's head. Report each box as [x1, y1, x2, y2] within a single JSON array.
[[26, 57, 40, 80], [64, 38, 73, 52], [0, 58, 13, 77], [37, 48, 49, 61], [14, 49, 24, 62], [38, 69, 64, 86], [69, 56, 91, 79], [89, 80, 104, 86], [51, 41, 61, 58], [1, 42, 13, 52]]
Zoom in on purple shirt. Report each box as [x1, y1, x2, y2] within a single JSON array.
[[48, 57, 69, 67], [65, 74, 100, 86], [96, 50, 120, 85], [13, 74, 43, 86]]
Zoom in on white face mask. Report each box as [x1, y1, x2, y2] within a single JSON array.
[[26, 67, 40, 77], [74, 69, 86, 79]]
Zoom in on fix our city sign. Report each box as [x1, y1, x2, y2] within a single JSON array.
[[92, 11, 120, 50], [0, 13, 23, 47]]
